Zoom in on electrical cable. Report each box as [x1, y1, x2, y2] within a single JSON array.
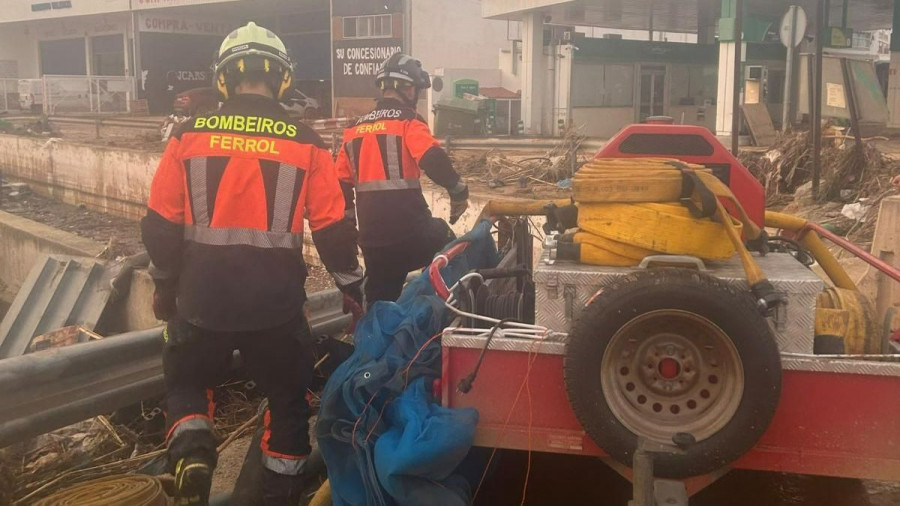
[[350, 331, 443, 450], [457, 318, 515, 394], [472, 331, 547, 504], [767, 236, 814, 266]]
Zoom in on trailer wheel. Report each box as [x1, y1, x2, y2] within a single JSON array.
[[564, 269, 781, 478]]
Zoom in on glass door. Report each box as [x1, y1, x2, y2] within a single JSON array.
[[639, 64, 667, 121]]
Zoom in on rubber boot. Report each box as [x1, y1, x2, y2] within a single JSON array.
[[262, 468, 306, 506], [174, 455, 213, 506]]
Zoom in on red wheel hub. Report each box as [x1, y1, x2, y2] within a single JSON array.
[[658, 358, 681, 379]]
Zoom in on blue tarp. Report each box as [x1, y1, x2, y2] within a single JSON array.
[[317, 220, 499, 506]]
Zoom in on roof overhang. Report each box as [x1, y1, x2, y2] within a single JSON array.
[[483, 0, 894, 33]]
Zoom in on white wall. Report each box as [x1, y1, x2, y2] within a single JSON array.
[[482, 0, 570, 19], [0, 23, 39, 78], [412, 0, 509, 72], [498, 47, 521, 92], [0, 0, 244, 22], [0, 14, 133, 81], [30, 14, 130, 41], [0, 0, 130, 23]]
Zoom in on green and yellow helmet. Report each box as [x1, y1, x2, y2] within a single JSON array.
[[213, 22, 294, 100]]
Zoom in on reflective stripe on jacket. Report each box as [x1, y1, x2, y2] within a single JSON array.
[[142, 93, 360, 331], [336, 98, 461, 247]]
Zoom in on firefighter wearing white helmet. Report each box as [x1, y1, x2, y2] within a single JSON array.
[[144, 21, 363, 506], [213, 21, 294, 100]]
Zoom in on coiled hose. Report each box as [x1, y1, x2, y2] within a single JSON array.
[[33, 475, 167, 506]]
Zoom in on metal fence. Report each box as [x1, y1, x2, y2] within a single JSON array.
[[41, 75, 134, 115], [0, 79, 20, 112]]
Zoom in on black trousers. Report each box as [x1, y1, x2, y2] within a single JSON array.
[[163, 311, 314, 479], [362, 218, 456, 306]]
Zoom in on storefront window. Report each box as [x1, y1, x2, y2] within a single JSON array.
[[40, 38, 86, 75], [668, 64, 716, 106], [91, 34, 125, 76], [572, 63, 634, 107], [342, 15, 392, 39]]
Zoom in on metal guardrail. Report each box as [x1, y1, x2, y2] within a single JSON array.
[[43, 75, 134, 115], [0, 288, 348, 447], [49, 116, 163, 140], [443, 137, 606, 151], [49, 116, 161, 130], [45, 114, 604, 153]]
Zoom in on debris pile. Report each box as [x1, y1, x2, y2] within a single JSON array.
[[452, 127, 587, 189], [1, 384, 263, 504], [0, 116, 55, 137], [740, 130, 899, 243]]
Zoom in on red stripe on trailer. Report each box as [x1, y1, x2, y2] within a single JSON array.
[[442, 344, 900, 491]]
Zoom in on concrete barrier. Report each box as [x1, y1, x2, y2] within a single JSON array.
[[0, 134, 157, 220]]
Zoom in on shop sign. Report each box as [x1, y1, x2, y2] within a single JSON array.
[[37, 20, 123, 39], [139, 13, 232, 36], [332, 38, 403, 97], [133, 0, 239, 9]]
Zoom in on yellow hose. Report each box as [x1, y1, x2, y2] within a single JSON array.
[[479, 198, 572, 218], [32, 475, 167, 506], [816, 288, 879, 354], [764, 211, 856, 291], [309, 479, 332, 506], [577, 202, 741, 261]]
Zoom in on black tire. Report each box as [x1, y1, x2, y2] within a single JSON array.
[[564, 269, 782, 478]]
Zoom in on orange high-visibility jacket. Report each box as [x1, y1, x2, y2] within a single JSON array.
[[336, 98, 464, 247], [142, 94, 361, 331]]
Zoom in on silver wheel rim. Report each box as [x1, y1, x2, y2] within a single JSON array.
[[600, 310, 744, 445]]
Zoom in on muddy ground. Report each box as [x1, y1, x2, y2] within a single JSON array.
[[0, 181, 334, 292], [1, 181, 144, 257]]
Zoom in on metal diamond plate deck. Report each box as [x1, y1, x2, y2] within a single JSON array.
[[534, 251, 823, 354]]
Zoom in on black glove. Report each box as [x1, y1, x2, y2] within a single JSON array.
[[449, 183, 469, 225], [152, 278, 177, 321]]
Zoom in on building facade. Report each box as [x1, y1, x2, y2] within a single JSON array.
[[0, 0, 511, 117], [330, 0, 510, 117]]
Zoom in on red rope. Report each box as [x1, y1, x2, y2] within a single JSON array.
[[473, 334, 546, 503], [350, 331, 444, 449], [520, 346, 535, 506]]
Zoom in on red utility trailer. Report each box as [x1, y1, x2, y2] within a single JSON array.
[[437, 123, 900, 504]]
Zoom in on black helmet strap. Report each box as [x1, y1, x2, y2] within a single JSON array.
[[381, 78, 418, 107]]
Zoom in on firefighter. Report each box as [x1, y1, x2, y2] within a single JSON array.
[[141, 22, 363, 505], [336, 53, 469, 306]]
